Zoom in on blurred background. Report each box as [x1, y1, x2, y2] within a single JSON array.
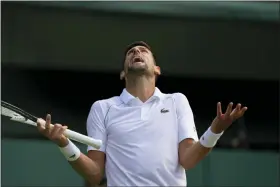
[[1, 1, 279, 187]]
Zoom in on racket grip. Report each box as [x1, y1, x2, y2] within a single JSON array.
[[63, 129, 102, 149], [11, 118, 102, 149]]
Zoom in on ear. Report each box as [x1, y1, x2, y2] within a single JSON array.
[[120, 71, 125, 80], [154, 66, 161, 76]]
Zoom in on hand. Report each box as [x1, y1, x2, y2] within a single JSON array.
[[210, 102, 248, 134], [37, 114, 69, 147]]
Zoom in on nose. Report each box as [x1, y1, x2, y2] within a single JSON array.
[[132, 48, 141, 55]]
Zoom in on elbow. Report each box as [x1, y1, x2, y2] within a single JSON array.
[[84, 170, 103, 186], [86, 179, 100, 187], [179, 156, 197, 170], [87, 175, 103, 186], [85, 180, 95, 187], [185, 163, 196, 170], [180, 160, 196, 170]]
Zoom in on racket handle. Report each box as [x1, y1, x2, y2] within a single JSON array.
[[64, 129, 102, 149], [11, 118, 102, 149]]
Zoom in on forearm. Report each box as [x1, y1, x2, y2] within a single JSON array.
[[69, 153, 102, 185], [180, 141, 212, 169], [59, 141, 102, 185], [180, 127, 223, 170]]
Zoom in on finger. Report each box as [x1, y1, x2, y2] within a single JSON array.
[[231, 103, 241, 115], [45, 114, 51, 131], [225, 102, 233, 117], [217, 102, 222, 117], [37, 119, 45, 133], [57, 125, 68, 137], [232, 106, 248, 120], [50, 124, 62, 139], [240, 106, 248, 115], [52, 125, 68, 140], [236, 103, 241, 111]]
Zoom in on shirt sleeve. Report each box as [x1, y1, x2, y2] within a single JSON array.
[[174, 93, 199, 143], [86, 101, 107, 153]]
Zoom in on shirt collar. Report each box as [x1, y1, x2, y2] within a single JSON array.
[[120, 87, 163, 104]]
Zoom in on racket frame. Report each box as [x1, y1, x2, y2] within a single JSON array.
[[1, 100, 102, 149]]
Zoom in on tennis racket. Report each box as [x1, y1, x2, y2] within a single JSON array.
[[1, 100, 102, 149]]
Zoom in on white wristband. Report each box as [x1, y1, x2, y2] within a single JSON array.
[[59, 140, 81, 161], [200, 127, 224, 148]]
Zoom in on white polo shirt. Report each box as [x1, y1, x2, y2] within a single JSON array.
[[87, 87, 198, 186]]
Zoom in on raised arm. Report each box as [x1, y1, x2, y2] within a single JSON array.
[[37, 101, 107, 185], [175, 93, 247, 170]]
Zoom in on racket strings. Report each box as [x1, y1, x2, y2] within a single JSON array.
[[1, 106, 25, 119], [1, 106, 17, 116], [1, 101, 38, 121], [1, 100, 102, 148]]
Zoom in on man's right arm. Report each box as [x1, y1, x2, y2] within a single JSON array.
[[69, 150, 105, 185], [37, 101, 107, 186], [70, 101, 107, 186]]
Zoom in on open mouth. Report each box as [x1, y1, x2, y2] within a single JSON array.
[[132, 57, 144, 64]]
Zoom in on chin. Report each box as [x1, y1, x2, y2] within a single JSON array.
[[129, 64, 147, 70], [127, 66, 148, 74]]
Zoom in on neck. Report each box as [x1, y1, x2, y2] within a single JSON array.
[[125, 76, 156, 102]]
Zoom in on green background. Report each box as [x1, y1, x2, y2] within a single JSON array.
[[2, 139, 279, 187]]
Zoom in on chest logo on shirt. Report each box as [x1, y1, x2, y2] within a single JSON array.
[[160, 108, 169, 113]]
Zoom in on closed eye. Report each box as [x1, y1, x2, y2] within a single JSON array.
[[127, 50, 133, 55], [139, 47, 148, 53], [127, 46, 149, 56]]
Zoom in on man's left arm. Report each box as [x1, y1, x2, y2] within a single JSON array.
[[175, 93, 247, 170]]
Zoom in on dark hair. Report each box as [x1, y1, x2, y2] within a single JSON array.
[[122, 41, 156, 69], [124, 41, 152, 55]]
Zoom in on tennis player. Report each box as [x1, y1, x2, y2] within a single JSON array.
[[37, 41, 247, 186]]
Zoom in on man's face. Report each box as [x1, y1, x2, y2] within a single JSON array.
[[124, 45, 156, 76]]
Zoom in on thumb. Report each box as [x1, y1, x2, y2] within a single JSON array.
[[37, 121, 45, 133]]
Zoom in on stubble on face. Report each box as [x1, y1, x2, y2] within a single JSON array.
[[125, 47, 153, 77]]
